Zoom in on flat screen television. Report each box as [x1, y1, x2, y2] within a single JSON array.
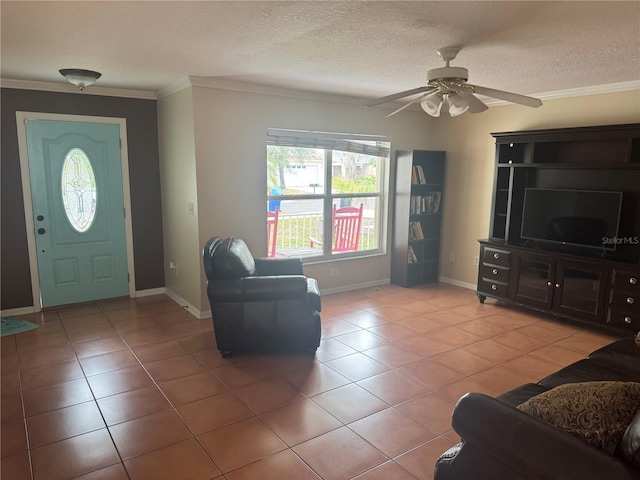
[[520, 188, 623, 250]]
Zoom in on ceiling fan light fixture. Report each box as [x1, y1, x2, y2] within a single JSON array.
[[59, 69, 102, 90], [448, 93, 470, 117], [421, 94, 443, 117]]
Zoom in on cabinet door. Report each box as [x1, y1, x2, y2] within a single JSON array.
[[512, 254, 555, 309], [549, 261, 607, 322]]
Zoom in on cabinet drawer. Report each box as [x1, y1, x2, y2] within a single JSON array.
[[480, 265, 510, 284], [478, 279, 509, 297], [611, 270, 640, 293], [609, 289, 640, 311], [607, 309, 639, 329], [482, 247, 511, 267]]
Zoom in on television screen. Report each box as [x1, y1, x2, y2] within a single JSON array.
[[521, 188, 622, 250]]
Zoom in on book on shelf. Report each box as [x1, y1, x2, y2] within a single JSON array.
[[410, 192, 442, 214], [409, 221, 424, 240], [408, 246, 418, 263], [411, 165, 427, 185], [432, 192, 442, 213]]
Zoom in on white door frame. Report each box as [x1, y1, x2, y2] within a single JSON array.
[[16, 111, 136, 311]]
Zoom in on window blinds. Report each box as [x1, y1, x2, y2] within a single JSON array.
[[266, 128, 391, 158]]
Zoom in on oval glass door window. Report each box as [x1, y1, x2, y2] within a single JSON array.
[[61, 148, 97, 233]]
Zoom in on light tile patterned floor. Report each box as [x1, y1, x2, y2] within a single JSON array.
[[1, 283, 622, 479]]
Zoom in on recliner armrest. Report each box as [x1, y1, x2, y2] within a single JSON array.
[[242, 275, 308, 301], [451, 392, 638, 480], [254, 257, 304, 276], [208, 276, 308, 303]]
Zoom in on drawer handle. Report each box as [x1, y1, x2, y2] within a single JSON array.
[[493, 253, 499, 259], [625, 316, 633, 324], [627, 297, 635, 305], [631, 277, 637, 285], [492, 268, 498, 275], [491, 284, 497, 291]]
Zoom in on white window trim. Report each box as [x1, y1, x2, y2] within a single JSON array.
[[267, 129, 391, 262]]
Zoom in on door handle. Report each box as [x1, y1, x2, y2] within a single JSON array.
[[37, 228, 46, 234]]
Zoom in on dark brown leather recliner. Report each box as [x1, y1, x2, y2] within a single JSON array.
[[203, 236, 321, 358]]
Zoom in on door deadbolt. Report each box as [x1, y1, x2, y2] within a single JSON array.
[[37, 228, 46, 234]]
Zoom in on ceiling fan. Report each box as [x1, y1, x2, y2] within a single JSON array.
[[362, 47, 542, 118]]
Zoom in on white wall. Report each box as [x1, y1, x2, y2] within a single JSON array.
[[157, 87, 203, 312]]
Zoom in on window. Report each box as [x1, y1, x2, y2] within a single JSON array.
[[61, 147, 97, 233], [266, 129, 390, 261]]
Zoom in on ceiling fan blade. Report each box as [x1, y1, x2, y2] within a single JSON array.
[[384, 92, 433, 117], [457, 91, 489, 114], [362, 86, 434, 107], [470, 85, 542, 108]]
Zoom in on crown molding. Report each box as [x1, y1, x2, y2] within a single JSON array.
[[186, 76, 368, 105], [155, 77, 192, 98], [183, 76, 640, 110], [481, 80, 640, 106], [536, 80, 640, 100], [3, 77, 638, 107], [0, 78, 156, 100]]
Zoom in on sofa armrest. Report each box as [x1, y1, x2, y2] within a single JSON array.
[[451, 392, 638, 480], [254, 257, 304, 276], [208, 276, 308, 303]]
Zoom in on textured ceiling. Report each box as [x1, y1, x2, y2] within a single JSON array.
[[1, 1, 639, 101]]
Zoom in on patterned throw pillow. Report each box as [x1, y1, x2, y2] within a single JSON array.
[[517, 381, 640, 453]]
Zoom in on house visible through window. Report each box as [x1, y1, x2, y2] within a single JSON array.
[[266, 129, 391, 260]]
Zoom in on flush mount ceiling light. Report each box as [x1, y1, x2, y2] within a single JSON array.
[[59, 69, 102, 90]]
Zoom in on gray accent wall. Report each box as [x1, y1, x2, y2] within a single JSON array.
[[1, 88, 164, 310]]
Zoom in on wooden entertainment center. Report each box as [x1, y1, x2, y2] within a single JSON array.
[[477, 123, 640, 332]]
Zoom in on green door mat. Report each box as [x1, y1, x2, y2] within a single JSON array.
[[1, 317, 39, 336]]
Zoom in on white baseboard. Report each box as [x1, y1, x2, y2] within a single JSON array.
[[1, 306, 36, 317], [438, 276, 476, 291], [135, 287, 166, 297], [163, 288, 209, 319]]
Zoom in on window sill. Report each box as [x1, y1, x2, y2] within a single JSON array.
[[300, 249, 386, 265]]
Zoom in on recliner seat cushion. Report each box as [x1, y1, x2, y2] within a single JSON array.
[[517, 381, 640, 453]]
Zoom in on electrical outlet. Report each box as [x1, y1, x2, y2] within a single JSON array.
[[169, 261, 177, 270], [473, 256, 479, 266], [449, 252, 455, 262], [330, 268, 339, 276]]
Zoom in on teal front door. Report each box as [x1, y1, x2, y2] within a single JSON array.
[[25, 119, 129, 308]]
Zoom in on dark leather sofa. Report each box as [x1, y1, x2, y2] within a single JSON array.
[[434, 336, 640, 480], [203, 236, 321, 358]]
